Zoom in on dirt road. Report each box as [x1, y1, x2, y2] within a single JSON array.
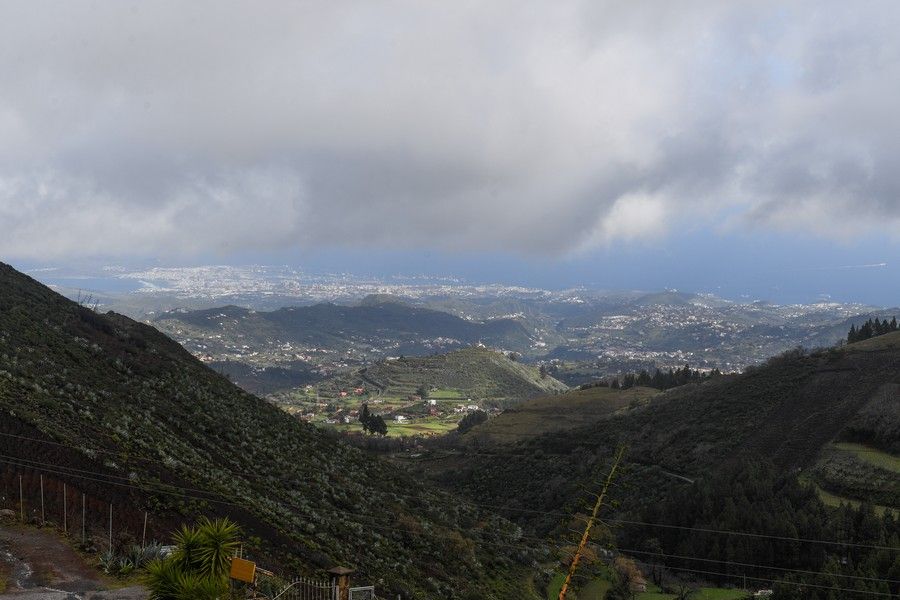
[[0, 525, 146, 599]]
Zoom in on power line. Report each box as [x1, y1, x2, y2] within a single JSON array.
[[0, 456, 246, 509], [1, 436, 896, 553], [2, 453, 897, 589], [653, 564, 895, 597], [616, 546, 900, 584]]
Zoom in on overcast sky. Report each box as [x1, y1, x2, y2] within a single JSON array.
[[1, 2, 899, 303]]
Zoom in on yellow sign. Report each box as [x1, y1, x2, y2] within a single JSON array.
[[230, 557, 256, 583]]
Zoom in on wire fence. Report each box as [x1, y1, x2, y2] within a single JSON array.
[[0, 467, 157, 552]]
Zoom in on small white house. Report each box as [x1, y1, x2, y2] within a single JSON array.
[[394, 415, 407, 422]]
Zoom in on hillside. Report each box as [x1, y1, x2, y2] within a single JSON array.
[[152, 299, 536, 395], [458, 384, 658, 444], [414, 339, 900, 595], [0, 262, 538, 599], [267, 348, 568, 437], [314, 347, 567, 401], [419, 340, 900, 557]]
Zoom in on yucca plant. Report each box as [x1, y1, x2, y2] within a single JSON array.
[[174, 571, 224, 600], [144, 517, 241, 600], [145, 558, 180, 600], [195, 517, 241, 580], [171, 524, 205, 573]]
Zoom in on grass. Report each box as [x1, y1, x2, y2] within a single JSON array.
[[430, 388, 465, 399], [801, 476, 891, 516], [580, 577, 612, 599], [544, 571, 611, 600], [545, 571, 565, 600], [691, 589, 749, 600], [327, 417, 459, 437], [846, 330, 900, 351], [832, 442, 900, 473], [636, 587, 748, 600]]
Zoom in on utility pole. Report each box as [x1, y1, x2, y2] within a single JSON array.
[[558, 445, 626, 600]]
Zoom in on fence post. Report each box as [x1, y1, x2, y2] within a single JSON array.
[[328, 567, 354, 600], [18, 475, 23, 522], [108, 504, 113, 550], [63, 483, 67, 534], [81, 493, 86, 545], [39, 474, 44, 525], [142, 511, 148, 548]]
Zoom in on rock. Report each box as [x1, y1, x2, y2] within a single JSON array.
[[0, 508, 16, 521]]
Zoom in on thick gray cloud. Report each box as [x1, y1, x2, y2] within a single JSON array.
[[1, 1, 898, 260]]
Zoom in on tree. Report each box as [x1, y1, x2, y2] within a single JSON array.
[[369, 414, 388, 436], [145, 517, 240, 600], [539, 364, 548, 379], [416, 385, 429, 399], [457, 410, 488, 433], [359, 403, 372, 433]]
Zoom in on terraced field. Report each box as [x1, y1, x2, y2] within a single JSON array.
[[270, 347, 568, 437], [807, 441, 899, 514], [832, 442, 900, 472]]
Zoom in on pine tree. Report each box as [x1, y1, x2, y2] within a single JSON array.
[[359, 403, 371, 434]]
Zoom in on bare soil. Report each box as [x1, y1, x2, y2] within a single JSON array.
[[0, 524, 146, 599]]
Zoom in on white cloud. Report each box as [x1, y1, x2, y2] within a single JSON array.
[[0, 1, 898, 260]]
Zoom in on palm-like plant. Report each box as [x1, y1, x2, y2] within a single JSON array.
[[145, 558, 181, 600], [144, 517, 241, 600], [196, 517, 241, 579], [171, 524, 205, 573]]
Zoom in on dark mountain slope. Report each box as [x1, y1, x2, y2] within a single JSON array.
[[156, 299, 533, 354], [0, 262, 535, 599], [426, 340, 900, 534]]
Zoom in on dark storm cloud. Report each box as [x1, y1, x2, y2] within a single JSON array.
[[0, 1, 898, 260]]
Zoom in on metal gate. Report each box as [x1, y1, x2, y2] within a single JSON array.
[[349, 586, 375, 600], [269, 576, 337, 600]]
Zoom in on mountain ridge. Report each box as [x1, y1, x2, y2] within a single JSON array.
[[0, 261, 536, 599]]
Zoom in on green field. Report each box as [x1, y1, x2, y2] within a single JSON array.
[[544, 571, 610, 600], [801, 475, 892, 517], [637, 586, 749, 600], [543, 571, 746, 600], [430, 387, 466, 399], [832, 442, 900, 472]]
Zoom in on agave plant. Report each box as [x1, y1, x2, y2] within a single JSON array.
[[127, 542, 167, 570], [99, 549, 117, 575], [116, 556, 135, 577]]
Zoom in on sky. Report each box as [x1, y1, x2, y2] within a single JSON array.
[[1, 2, 899, 304]]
